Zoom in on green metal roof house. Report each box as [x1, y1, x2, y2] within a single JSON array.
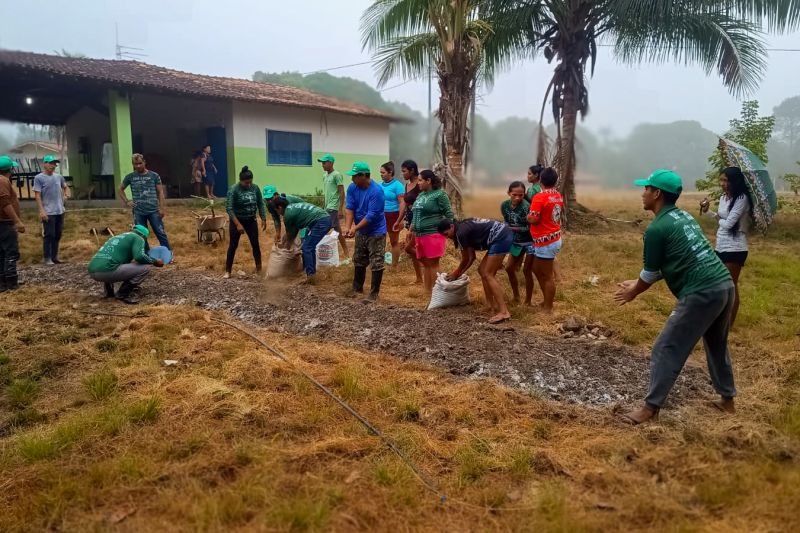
[[0, 50, 397, 198]]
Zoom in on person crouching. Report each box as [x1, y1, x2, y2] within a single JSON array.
[[87, 224, 164, 304]]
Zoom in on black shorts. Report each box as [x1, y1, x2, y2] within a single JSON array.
[[716, 250, 748, 266]]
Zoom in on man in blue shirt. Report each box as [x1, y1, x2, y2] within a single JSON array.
[[344, 162, 386, 302], [34, 155, 69, 264]]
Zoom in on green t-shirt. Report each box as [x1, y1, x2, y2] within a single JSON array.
[[283, 202, 329, 241], [122, 171, 162, 214], [268, 194, 304, 232], [411, 189, 454, 236], [525, 183, 542, 202], [88, 232, 155, 273], [501, 198, 532, 244], [642, 205, 732, 298], [323, 170, 344, 211], [226, 183, 266, 220]]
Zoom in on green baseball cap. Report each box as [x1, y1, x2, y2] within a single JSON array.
[[317, 153, 335, 163], [262, 185, 277, 199], [42, 155, 60, 164], [132, 224, 150, 238], [0, 155, 19, 171], [634, 169, 683, 195], [346, 162, 371, 176]]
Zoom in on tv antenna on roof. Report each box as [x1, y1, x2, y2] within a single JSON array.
[[115, 22, 147, 60]]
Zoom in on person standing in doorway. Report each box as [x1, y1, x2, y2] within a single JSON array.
[[319, 154, 349, 257], [615, 169, 736, 425], [34, 155, 69, 265], [411, 170, 454, 298], [191, 150, 204, 197], [201, 144, 218, 200], [0, 155, 25, 292], [119, 154, 171, 250], [344, 162, 386, 303], [224, 166, 266, 278], [379, 161, 406, 267]]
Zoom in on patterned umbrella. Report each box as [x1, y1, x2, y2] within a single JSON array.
[[718, 138, 778, 234]]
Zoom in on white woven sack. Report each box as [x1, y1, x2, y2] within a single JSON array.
[[427, 273, 470, 310], [315, 231, 340, 267], [266, 244, 302, 278]]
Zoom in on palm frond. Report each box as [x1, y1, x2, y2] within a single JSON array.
[[723, 0, 800, 31], [372, 32, 441, 87], [610, 1, 767, 97], [361, 0, 435, 51]]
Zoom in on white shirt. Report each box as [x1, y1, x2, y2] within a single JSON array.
[[707, 194, 750, 253]]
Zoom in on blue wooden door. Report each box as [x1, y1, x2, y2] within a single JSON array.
[[206, 127, 228, 197]]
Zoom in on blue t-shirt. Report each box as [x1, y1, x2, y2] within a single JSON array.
[[346, 180, 386, 237], [33, 172, 66, 215], [204, 154, 217, 180], [380, 178, 405, 213]]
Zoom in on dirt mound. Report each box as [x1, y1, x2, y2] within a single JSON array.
[[22, 264, 708, 406]]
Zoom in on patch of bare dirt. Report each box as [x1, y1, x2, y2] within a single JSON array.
[[22, 264, 708, 406]]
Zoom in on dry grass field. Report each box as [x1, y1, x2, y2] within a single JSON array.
[[0, 189, 798, 531]]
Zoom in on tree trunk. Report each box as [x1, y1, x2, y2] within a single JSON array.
[[445, 149, 464, 216], [557, 86, 579, 216]]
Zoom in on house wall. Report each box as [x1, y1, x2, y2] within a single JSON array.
[[230, 101, 391, 195]]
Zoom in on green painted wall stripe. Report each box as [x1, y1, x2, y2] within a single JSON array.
[[108, 90, 133, 191], [229, 147, 390, 195]]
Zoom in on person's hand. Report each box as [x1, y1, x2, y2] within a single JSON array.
[[699, 198, 710, 214], [159, 208, 166, 219], [392, 221, 403, 233], [236, 223, 245, 235], [15, 221, 25, 234], [345, 227, 356, 238], [445, 272, 458, 282], [153, 259, 165, 267], [614, 280, 638, 305], [39, 211, 48, 222]]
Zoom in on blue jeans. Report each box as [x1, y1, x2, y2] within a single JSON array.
[[301, 217, 332, 276], [134, 211, 170, 249], [533, 239, 562, 260]]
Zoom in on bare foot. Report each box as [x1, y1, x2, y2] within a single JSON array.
[[619, 405, 659, 425], [710, 397, 735, 413], [488, 312, 511, 324], [539, 304, 554, 314]]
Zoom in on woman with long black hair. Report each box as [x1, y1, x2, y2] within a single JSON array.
[[224, 166, 266, 278], [700, 166, 754, 325], [410, 170, 453, 297], [395, 159, 423, 284]]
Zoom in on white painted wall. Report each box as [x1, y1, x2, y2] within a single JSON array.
[[232, 101, 390, 156]]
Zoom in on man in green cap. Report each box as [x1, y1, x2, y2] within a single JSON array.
[[0, 155, 25, 292], [34, 155, 69, 265], [319, 153, 349, 256], [263, 185, 304, 245], [272, 197, 332, 282], [344, 162, 386, 302], [87, 224, 164, 304], [615, 169, 736, 424]]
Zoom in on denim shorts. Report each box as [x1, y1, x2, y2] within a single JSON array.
[[533, 239, 562, 260], [488, 229, 514, 256]]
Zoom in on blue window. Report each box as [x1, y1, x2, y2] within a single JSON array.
[[267, 130, 312, 166]]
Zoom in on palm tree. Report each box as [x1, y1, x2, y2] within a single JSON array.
[[498, 0, 800, 217], [361, 0, 524, 214]]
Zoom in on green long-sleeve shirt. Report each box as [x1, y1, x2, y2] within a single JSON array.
[[283, 202, 329, 242], [226, 184, 266, 221], [411, 189, 453, 236], [268, 194, 304, 232], [88, 232, 155, 273]]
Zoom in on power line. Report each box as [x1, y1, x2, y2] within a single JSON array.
[[596, 43, 800, 52], [301, 60, 372, 75], [379, 79, 413, 92]]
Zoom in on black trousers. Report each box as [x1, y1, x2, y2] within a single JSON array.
[[0, 222, 20, 281], [42, 213, 64, 260], [226, 217, 262, 273]]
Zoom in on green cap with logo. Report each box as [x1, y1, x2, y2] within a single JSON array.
[[262, 185, 277, 199], [317, 153, 335, 163], [42, 155, 60, 164], [132, 224, 150, 238], [0, 155, 19, 171], [634, 169, 683, 195], [346, 162, 371, 176]]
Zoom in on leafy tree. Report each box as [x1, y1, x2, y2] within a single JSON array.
[[495, 0, 800, 222], [780, 163, 800, 195], [773, 95, 800, 152], [697, 100, 775, 196]]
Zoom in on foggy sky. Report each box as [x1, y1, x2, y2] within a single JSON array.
[[2, 0, 799, 138]]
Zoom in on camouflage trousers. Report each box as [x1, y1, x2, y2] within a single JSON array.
[[353, 233, 386, 272]]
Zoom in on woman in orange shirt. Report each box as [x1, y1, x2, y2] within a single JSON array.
[[528, 167, 564, 312]]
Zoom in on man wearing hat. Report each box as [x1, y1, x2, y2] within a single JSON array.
[[0, 155, 25, 292], [319, 153, 349, 256], [87, 224, 164, 304], [344, 162, 386, 302], [263, 185, 304, 245], [34, 155, 69, 265], [614, 169, 736, 424]]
